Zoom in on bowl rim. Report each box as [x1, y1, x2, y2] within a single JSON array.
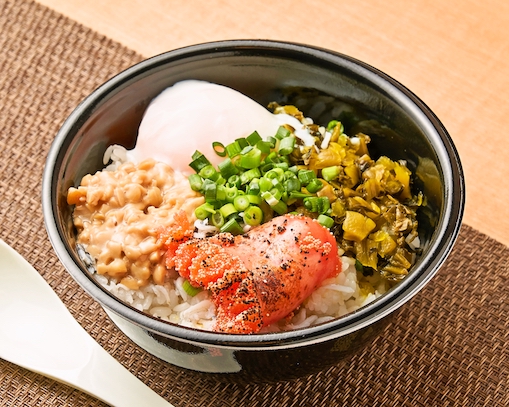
[[42, 39, 465, 350]]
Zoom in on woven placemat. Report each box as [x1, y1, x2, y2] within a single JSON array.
[[0, 1, 507, 406]]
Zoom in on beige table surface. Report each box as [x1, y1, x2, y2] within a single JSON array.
[[37, 0, 509, 247]]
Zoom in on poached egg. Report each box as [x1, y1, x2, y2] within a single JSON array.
[[127, 80, 314, 173]]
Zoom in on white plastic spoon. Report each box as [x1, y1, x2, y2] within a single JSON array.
[[0, 239, 173, 407]]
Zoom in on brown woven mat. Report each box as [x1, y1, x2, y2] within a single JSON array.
[[0, 1, 508, 406]]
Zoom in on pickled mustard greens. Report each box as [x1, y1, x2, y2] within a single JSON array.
[[188, 103, 423, 284]]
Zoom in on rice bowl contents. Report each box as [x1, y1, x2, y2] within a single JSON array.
[[67, 80, 423, 333]]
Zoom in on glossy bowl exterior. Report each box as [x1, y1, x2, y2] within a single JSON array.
[[42, 40, 464, 383]]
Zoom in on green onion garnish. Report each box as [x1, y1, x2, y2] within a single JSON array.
[[203, 182, 217, 200], [220, 218, 244, 235], [233, 195, 250, 212], [228, 174, 241, 188], [246, 194, 262, 205], [212, 141, 227, 157], [303, 196, 330, 214], [189, 152, 211, 172], [321, 165, 341, 181], [217, 157, 238, 179], [305, 178, 324, 193], [278, 136, 296, 156], [275, 126, 291, 140], [266, 136, 276, 148], [284, 177, 301, 193], [298, 169, 316, 185], [219, 203, 238, 219], [187, 125, 339, 233], [225, 141, 242, 158], [195, 202, 216, 220], [188, 173, 203, 191], [246, 131, 262, 146], [317, 214, 334, 229], [256, 140, 271, 155], [244, 205, 263, 226], [235, 137, 249, 149], [182, 280, 202, 297], [225, 186, 238, 202], [210, 211, 225, 228], [326, 120, 339, 131], [271, 200, 288, 215], [239, 147, 262, 169], [199, 164, 219, 181], [240, 167, 261, 185]]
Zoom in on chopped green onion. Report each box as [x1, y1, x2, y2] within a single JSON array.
[[240, 167, 261, 184], [317, 214, 334, 229], [275, 126, 291, 139], [270, 179, 285, 193], [225, 141, 242, 158], [278, 136, 296, 155], [228, 175, 241, 188], [188, 174, 203, 191], [260, 163, 274, 174], [233, 195, 250, 212], [210, 211, 225, 228], [306, 178, 324, 193], [265, 168, 285, 183], [220, 218, 244, 235], [256, 140, 271, 155], [212, 141, 227, 157], [326, 120, 339, 131], [240, 145, 253, 155], [199, 164, 219, 181], [272, 200, 288, 215], [355, 259, 364, 273], [195, 202, 216, 220], [217, 158, 239, 179], [216, 175, 226, 186], [182, 280, 202, 297], [273, 162, 289, 171], [192, 150, 203, 160], [264, 151, 278, 163], [246, 131, 262, 146], [246, 194, 262, 205], [235, 138, 249, 150], [284, 170, 297, 180], [268, 187, 282, 201], [303, 196, 330, 214], [289, 191, 313, 200], [278, 155, 290, 164], [189, 152, 211, 172], [284, 177, 301, 192], [261, 190, 279, 207], [215, 185, 226, 201], [203, 183, 217, 200], [244, 205, 263, 226], [239, 147, 262, 169], [298, 169, 316, 185], [219, 203, 238, 219], [266, 136, 276, 148], [321, 165, 341, 181], [225, 186, 239, 202], [247, 179, 260, 195], [259, 177, 272, 192]]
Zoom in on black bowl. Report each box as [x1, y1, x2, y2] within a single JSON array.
[[42, 40, 464, 383]]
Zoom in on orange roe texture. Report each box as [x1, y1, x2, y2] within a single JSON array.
[[160, 212, 341, 334]]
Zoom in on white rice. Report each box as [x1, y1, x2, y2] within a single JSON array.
[[89, 246, 385, 332]]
